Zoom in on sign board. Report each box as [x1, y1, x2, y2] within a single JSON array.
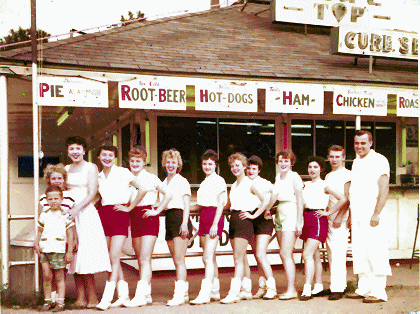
[[333, 86, 387, 116], [397, 90, 419, 117], [331, 27, 418, 60], [265, 83, 324, 114], [195, 80, 257, 112], [271, 0, 418, 31], [119, 76, 187, 110], [39, 76, 108, 107]]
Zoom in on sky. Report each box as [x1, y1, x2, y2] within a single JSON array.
[[0, 0, 418, 41], [0, 0, 236, 39]]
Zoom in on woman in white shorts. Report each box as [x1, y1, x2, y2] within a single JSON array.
[[271, 151, 304, 300]]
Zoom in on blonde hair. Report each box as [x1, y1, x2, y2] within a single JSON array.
[[162, 149, 183, 173], [43, 163, 67, 189], [228, 152, 248, 167], [129, 146, 147, 161]]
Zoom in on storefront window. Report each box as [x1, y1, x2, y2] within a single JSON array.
[[292, 119, 396, 183], [157, 117, 275, 184]]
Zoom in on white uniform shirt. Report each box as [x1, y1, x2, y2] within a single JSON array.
[[98, 165, 135, 205], [197, 172, 227, 207], [230, 176, 260, 212], [160, 173, 191, 209], [251, 176, 273, 207], [40, 190, 74, 213], [38, 208, 75, 253], [274, 171, 303, 203], [349, 150, 390, 214], [302, 179, 330, 210], [325, 167, 351, 221], [130, 169, 163, 206]]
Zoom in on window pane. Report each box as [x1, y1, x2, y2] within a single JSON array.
[[291, 120, 314, 176], [157, 117, 217, 183], [315, 120, 345, 157], [375, 122, 396, 184], [218, 119, 275, 184]]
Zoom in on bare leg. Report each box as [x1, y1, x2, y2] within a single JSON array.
[[73, 274, 87, 305], [314, 247, 323, 285], [167, 237, 189, 281], [85, 274, 98, 305], [107, 235, 127, 282], [41, 263, 53, 300], [254, 234, 273, 279], [132, 235, 157, 283], [232, 237, 249, 279], [302, 239, 321, 286], [201, 235, 219, 280], [54, 269, 66, 300], [277, 231, 297, 294]]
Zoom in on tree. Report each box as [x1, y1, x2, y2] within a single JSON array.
[[120, 10, 145, 26], [0, 26, 51, 50]]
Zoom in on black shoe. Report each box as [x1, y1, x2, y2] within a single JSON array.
[[328, 292, 344, 300], [312, 289, 331, 297], [299, 295, 313, 301]]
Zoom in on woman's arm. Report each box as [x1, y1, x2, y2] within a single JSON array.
[[316, 187, 348, 217], [69, 163, 99, 217], [115, 177, 147, 212], [239, 184, 270, 220], [294, 179, 304, 236], [180, 195, 191, 239], [209, 191, 227, 238], [143, 185, 173, 217]]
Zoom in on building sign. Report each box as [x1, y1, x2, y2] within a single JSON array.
[[331, 27, 418, 60], [265, 83, 324, 114], [333, 86, 387, 116], [119, 76, 187, 110], [397, 90, 419, 117], [271, 0, 418, 31], [195, 80, 257, 112], [39, 76, 108, 107]]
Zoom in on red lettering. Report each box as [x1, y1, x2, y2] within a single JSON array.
[[283, 91, 292, 105], [121, 85, 131, 101], [336, 94, 343, 106], [40, 83, 49, 97], [159, 89, 166, 102], [200, 89, 208, 102], [399, 96, 405, 108]]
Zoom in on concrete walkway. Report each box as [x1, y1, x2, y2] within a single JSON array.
[[2, 262, 419, 314]]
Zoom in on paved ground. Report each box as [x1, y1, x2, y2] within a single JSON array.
[[2, 262, 419, 314]]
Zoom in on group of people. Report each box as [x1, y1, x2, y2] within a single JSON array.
[[34, 129, 391, 311]]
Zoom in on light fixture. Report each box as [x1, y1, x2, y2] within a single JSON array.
[[56, 111, 69, 126], [145, 119, 150, 165]]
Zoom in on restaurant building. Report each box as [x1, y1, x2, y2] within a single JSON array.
[[0, 1, 418, 291]]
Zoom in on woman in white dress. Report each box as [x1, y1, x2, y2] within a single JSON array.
[[65, 136, 111, 308]]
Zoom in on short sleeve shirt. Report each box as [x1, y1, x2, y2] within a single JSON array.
[[274, 171, 303, 203], [38, 209, 75, 253], [349, 150, 390, 204], [302, 179, 329, 210], [130, 169, 163, 206], [230, 176, 260, 212], [197, 172, 227, 207], [39, 190, 75, 214], [160, 174, 191, 210], [98, 165, 135, 205], [252, 176, 273, 206]]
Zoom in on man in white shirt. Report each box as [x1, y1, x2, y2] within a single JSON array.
[[346, 130, 391, 303], [324, 145, 351, 300]]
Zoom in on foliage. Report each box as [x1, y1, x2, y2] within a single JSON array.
[[120, 11, 145, 26], [0, 26, 51, 51]]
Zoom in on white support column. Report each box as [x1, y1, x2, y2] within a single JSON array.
[[32, 63, 40, 292], [356, 115, 361, 130], [0, 75, 9, 288]]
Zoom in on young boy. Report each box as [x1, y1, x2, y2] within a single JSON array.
[[34, 185, 75, 312]]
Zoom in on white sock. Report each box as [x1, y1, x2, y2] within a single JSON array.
[[312, 283, 324, 294]]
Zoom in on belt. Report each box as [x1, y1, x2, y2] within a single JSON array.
[[305, 208, 322, 212]]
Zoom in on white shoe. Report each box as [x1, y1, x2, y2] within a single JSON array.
[[220, 278, 241, 304], [167, 280, 188, 306], [263, 277, 277, 299], [124, 280, 148, 307], [110, 280, 130, 308], [190, 279, 212, 305], [96, 281, 116, 311], [253, 277, 267, 299], [239, 277, 252, 300], [210, 278, 221, 301]]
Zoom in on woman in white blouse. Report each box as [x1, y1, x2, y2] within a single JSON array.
[[143, 148, 193, 306], [299, 156, 346, 301], [190, 149, 227, 305], [220, 153, 270, 304], [95, 142, 146, 310]]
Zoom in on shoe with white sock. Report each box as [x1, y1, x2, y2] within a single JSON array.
[[110, 280, 129, 308], [96, 281, 116, 310], [220, 278, 241, 304], [190, 279, 212, 305], [263, 277, 277, 299], [210, 278, 221, 301], [167, 280, 188, 306], [253, 276, 267, 299], [311, 283, 324, 297], [299, 284, 313, 301], [123, 280, 148, 307], [239, 277, 252, 300]]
